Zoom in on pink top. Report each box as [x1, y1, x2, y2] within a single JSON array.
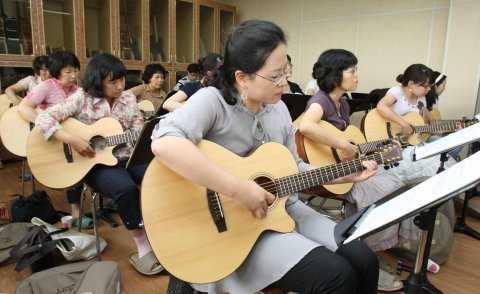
[[35, 88, 143, 159], [25, 78, 79, 110], [18, 75, 43, 93]]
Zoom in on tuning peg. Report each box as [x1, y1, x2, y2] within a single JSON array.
[[384, 165, 390, 170], [393, 162, 399, 167]]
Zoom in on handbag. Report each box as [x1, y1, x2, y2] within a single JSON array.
[[11, 190, 60, 224], [31, 217, 107, 261], [15, 260, 121, 294], [9, 224, 67, 272], [0, 222, 34, 264]]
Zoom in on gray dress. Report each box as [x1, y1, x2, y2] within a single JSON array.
[[151, 87, 340, 293]]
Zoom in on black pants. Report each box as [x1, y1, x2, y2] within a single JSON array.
[[84, 160, 148, 230], [270, 240, 379, 294]]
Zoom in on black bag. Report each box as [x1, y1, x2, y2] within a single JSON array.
[[11, 190, 60, 224], [9, 225, 67, 272]]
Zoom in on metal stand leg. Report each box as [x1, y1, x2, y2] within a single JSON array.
[[454, 187, 480, 239], [403, 209, 443, 294], [91, 191, 102, 261]]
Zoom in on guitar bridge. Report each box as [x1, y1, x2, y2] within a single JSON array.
[[63, 143, 73, 163], [207, 189, 227, 233]]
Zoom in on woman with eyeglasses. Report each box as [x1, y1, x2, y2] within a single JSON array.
[[151, 20, 379, 293], [376, 64, 436, 136], [297, 49, 405, 292]]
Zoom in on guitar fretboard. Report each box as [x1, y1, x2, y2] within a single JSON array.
[[359, 139, 391, 154], [106, 130, 140, 146], [275, 152, 384, 196], [413, 120, 474, 134]]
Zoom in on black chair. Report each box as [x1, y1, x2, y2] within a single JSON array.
[[368, 88, 389, 109]]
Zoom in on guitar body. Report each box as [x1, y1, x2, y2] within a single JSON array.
[[141, 140, 296, 284], [137, 100, 155, 112], [0, 105, 34, 157], [27, 117, 123, 189], [295, 121, 366, 195], [363, 109, 425, 145]]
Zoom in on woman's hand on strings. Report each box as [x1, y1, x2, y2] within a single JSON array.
[[231, 180, 276, 219]]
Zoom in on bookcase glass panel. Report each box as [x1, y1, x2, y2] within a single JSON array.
[[43, 0, 75, 55], [0, 0, 33, 56], [175, 1, 193, 64], [84, 0, 111, 58], [150, 0, 169, 63], [199, 5, 214, 58], [219, 9, 234, 57], [119, 0, 142, 61]]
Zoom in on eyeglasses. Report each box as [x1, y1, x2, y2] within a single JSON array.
[[416, 82, 432, 89], [253, 64, 293, 87], [343, 66, 358, 74]]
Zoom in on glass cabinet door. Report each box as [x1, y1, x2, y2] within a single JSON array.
[[218, 5, 234, 57], [42, 0, 75, 54], [175, 0, 193, 64], [84, 0, 111, 58], [0, 0, 33, 56], [199, 1, 215, 59], [149, 0, 170, 63], [119, 0, 142, 61]]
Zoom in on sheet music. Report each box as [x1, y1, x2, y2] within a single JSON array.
[[344, 150, 480, 244], [413, 121, 480, 160]]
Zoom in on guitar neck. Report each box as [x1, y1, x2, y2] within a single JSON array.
[[413, 120, 472, 134], [358, 139, 390, 154], [106, 130, 139, 146], [276, 152, 383, 196]]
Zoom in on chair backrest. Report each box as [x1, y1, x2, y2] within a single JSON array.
[[156, 90, 178, 116]]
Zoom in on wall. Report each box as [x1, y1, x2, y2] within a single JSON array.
[[220, 0, 480, 119]]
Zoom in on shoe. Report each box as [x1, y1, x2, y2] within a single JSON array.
[[378, 256, 394, 273], [129, 251, 164, 275], [427, 259, 440, 273], [71, 216, 94, 229], [378, 268, 403, 292]]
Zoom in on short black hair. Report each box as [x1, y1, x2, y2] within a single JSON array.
[[314, 49, 358, 93], [47, 51, 80, 79], [141, 63, 167, 84], [198, 53, 223, 74], [187, 63, 200, 73], [83, 53, 126, 98], [32, 55, 49, 75]]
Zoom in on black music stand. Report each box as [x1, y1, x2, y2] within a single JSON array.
[[335, 123, 480, 294], [280, 93, 311, 121], [349, 92, 372, 114], [126, 116, 163, 169]]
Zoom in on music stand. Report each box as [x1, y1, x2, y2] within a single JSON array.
[[335, 124, 480, 293], [280, 93, 311, 121], [349, 92, 371, 114], [126, 116, 162, 169]]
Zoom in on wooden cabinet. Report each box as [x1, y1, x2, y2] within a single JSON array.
[[0, 0, 235, 92]]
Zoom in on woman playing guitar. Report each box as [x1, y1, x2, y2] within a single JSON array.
[[151, 20, 379, 293]]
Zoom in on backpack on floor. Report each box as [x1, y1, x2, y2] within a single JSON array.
[[15, 260, 121, 294], [393, 199, 455, 264]]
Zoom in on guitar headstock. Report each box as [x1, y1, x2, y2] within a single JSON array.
[[393, 134, 410, 147], [379, 144, 403, 165]]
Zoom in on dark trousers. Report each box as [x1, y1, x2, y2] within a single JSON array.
[[270, 240, 379, 294], [84, 160, 148, 230]]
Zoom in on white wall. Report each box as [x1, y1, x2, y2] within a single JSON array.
[[221, 0, 480, 119]]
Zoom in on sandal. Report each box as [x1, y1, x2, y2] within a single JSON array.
[[378, 268, 403, 292], [71, 216, 94, 229], [129, 251, 164, 275]]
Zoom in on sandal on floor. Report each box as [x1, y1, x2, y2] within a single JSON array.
[[377, 256, 394, 273], [378, 268, 403, 292], [72, 216, 94, 229], [129, 251, 164, 275]]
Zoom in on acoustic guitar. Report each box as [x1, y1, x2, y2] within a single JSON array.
[[27, 117, 139, 189], [362, 109, 476, 146], [0, 105, 35, 157], [137, 100, 155, 118], [141, 140, 402, 283], [295, 120, 408, 195]]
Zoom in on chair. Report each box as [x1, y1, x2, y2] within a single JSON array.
[[79, 184, 118, 260], [368, 88, 389, 109]]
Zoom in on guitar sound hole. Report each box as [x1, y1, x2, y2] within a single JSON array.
[[90, 135, 107, 152], [253, 175, 279, 210]]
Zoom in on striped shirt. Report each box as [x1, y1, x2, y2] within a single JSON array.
[[25, 78, 79, 110]]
